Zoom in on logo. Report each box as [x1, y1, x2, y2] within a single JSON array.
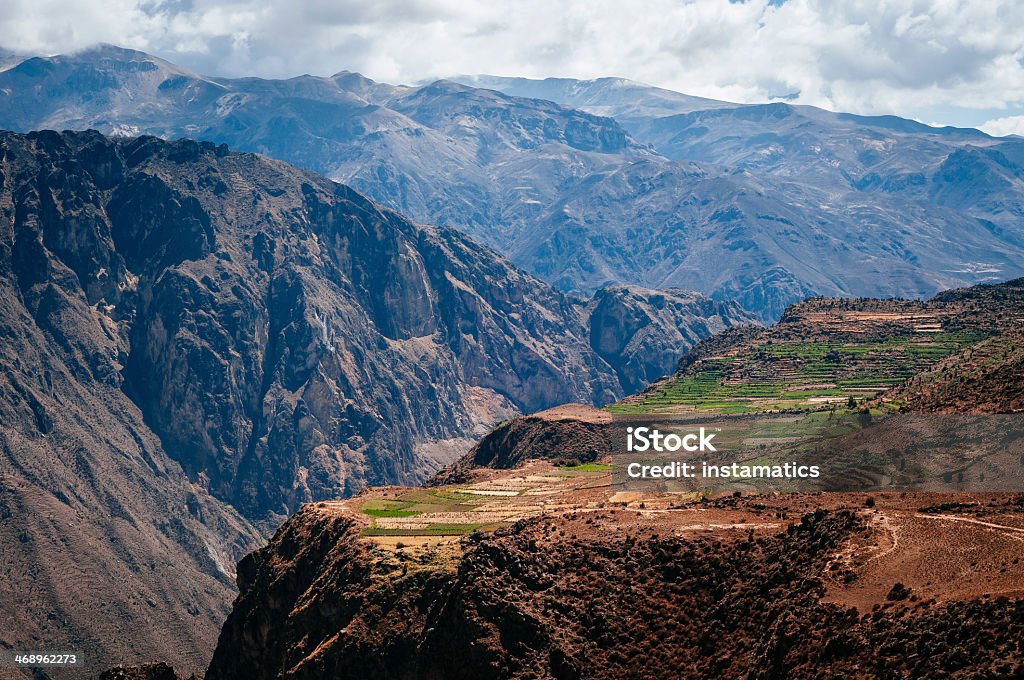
[[626, 426, 717, 453]]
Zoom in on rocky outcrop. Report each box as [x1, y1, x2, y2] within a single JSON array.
[[100, 663, 183, 680], [429, 404, 612, 485]]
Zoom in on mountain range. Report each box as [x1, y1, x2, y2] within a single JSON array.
[[3, 45, 1024, 319], [4, 42, 1024, 676]]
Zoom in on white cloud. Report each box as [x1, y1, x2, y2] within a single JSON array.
[[980, 115, 1024, 137], [2, 0, 1024, 125]]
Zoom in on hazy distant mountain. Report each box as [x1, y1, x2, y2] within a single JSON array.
[[464, 74, 1024, 254], [452, 74, 734, 123], [0, 45, 645, 250], [520, 156, 1024, 318], [3, 45, 1024, 319], [626, 102, 1024, 241], [0, 47, 23, 71]]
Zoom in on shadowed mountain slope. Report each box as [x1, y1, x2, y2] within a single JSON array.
[[0, 128, 643, 524]]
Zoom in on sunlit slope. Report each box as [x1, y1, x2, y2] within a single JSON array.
[[618, 280, 1024, 414]]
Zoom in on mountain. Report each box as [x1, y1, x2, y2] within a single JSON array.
[[1, 127, 753, 670], [0, 47, 23, 72], [1, 127, 640, 524], [518, 155, 1024, 319], [452, 74, 734, 123], [458, 74, 1002, 184], [464, 75, 1024, 252], [2, 46, 1024, 320], [627, 104, 1024, 245], [584, 285, 757, 392], [0, 136, 264, 673], [0, 44, 645, 252]]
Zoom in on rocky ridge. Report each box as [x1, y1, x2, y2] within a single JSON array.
[[204, 487, 1024, 679]]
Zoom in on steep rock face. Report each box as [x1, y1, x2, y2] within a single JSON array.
[[205, 509, 372, 680], [0, 129, 636, 524], [100, 663, 182, 680], [0, 136, 263, 672], [585, 285, 758, 391]]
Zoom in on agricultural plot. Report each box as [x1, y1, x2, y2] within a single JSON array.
[[616, 331, 987, 415], [354, 464, 612, 539]]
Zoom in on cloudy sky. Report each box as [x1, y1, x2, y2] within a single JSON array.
[[4, 0, 1024, 134]]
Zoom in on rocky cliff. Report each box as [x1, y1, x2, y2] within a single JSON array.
[[1, 128, 624, 524], [0, 134, 264, 673], [206, 494, 1024, 679], [585, 285, 757, 393]]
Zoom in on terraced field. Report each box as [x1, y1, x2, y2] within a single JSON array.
[[352, 463, 612, 540], [617, 332, 986, 414], [612, 289, 1011, 416]]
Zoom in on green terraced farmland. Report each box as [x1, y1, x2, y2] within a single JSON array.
[[614, 332, 987, 415]]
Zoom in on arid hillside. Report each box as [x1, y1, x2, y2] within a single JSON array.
[[879, 325, 1024, 413]]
